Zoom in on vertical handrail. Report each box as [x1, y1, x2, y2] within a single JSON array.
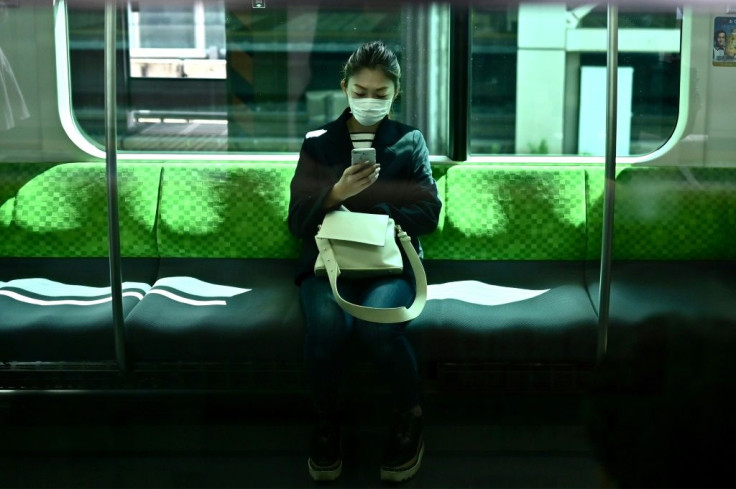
[[105, 1, 127, 373], [597, 3, 618, 364]]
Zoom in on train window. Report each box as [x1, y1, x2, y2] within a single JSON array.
[[470, 4, 681, 156], [66, 1, 450, 155], [470, 6, 518, 156], [65, 1, 680, 159], [128, 1, 227, 79]]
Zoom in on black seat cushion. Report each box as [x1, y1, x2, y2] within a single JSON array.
[[585, 260, 736, 360], [409, 260, 598, 365], [125, 259, 304, 363], [586, 260, 736, 326], [0, 258, 157, 362]]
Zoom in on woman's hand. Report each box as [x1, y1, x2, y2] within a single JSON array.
[[325, 162, 380, 207]]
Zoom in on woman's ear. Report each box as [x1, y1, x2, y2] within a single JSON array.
[[340, 79, 347, 94]]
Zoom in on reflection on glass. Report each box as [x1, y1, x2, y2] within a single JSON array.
[[470, 4, 681, 156], [0, 3, 30, 131], [66, 1, 681, 157], [469, 6, 518, 155], [128, 1, 226, 78], [67, 1, 448, 155]]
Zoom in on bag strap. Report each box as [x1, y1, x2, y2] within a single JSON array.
[[315, 226, 427, 324]]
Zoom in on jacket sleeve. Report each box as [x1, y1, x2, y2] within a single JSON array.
[[288, 139, 340, 240], [371, 130, 441, 237]]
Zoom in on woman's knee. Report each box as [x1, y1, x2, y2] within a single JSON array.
[[303, 306, 351, 346], [355, 321, 407, 353], [360, 276, 414, 310]]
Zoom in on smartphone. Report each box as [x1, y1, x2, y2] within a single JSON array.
[[351, 148, 376, 165]]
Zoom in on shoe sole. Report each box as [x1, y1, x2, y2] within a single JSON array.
[[380, 439, 425, 483], [308, 457, 343, 482]]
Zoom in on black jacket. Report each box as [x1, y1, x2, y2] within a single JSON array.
[[288, 108, 442, 284]]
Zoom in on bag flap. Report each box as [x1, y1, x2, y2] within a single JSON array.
[[317, 211, 390, 246]]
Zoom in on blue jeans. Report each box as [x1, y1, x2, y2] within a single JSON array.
[[300, 274, 420, 414]]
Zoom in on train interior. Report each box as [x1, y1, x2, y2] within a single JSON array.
[[1, 0, 736, 487]]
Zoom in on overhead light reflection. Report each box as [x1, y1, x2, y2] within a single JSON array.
[[427, 281, 549, 306]]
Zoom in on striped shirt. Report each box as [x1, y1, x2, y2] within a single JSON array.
[[350, 132, 375, 149]]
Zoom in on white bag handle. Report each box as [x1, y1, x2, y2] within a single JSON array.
[[315, 226, 427, 324]]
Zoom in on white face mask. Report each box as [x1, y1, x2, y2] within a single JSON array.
[[348, 97, 393, 127]]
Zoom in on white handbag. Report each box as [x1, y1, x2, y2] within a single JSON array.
[[314, 209, 427, 323]]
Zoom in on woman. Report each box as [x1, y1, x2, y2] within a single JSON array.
[[288, 40, 441, 483]]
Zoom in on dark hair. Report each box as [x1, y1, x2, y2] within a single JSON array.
[[342, 41, 401, 94]]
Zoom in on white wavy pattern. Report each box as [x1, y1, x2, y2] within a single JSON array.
[[0, 278, 150, 307], [0, 278, 150, 297], [146, 277, 251, 307], [153, 277, 250, 298], [427, 281, 549, 306], [0, 290, 145, 306], [146, 289, 227, 306]]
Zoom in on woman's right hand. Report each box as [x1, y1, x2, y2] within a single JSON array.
[[326, 162, 380, 207]]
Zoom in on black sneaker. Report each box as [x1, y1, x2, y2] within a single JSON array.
[[308, 417, 343, 482], [380, 411, 425, 482]]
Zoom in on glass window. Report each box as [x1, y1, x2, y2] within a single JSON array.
[[66, 1, 450, 155], [469, 6, 518, 155], [128, 1, 226, 79], [135, 5, 198, 51], [470, 3, 681, 156]]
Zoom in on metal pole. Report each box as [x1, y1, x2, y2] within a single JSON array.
[[597, 3, 618, 364], [105, 1, 127, 373]]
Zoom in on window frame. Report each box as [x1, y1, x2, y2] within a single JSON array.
[[56, 0, 689, 165]]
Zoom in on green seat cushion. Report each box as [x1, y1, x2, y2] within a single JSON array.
[[0, 162, 56, 209], [428, 166, 587, 260], [428, 165, 585, 260], [157, 163, 300, 258], [2, 163, 161, 258], [0, 271, 149, 362], [0, 162, 59, 257], [586, 166, 736, 260]]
